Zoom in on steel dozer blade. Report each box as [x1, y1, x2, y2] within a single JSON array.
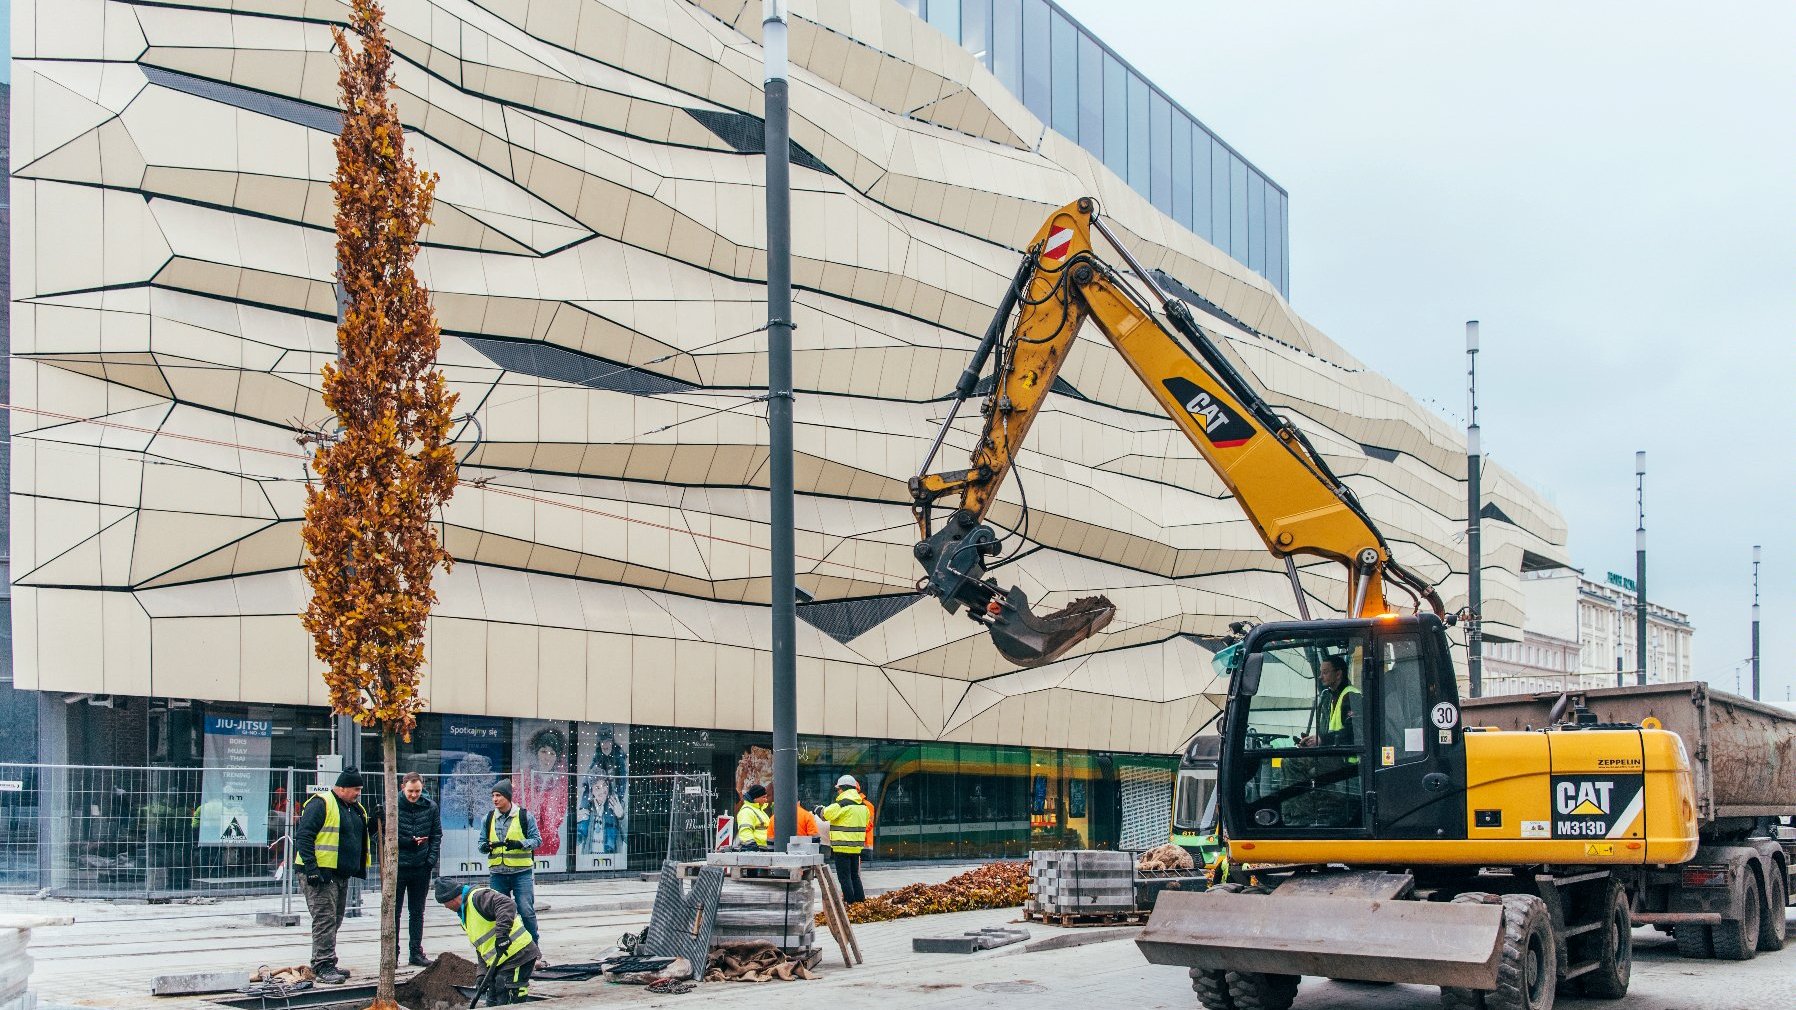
[[1136, 890, 1506, 990], [987, 587, 1116, 668]]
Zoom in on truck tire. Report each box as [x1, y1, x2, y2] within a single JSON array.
[[1187, 884, 1299, 1010], [1755, 866, 1787, 952], [1673, 924, 1712, 959], [1577, 886, 1632, 999], [1710, 871, 1760, 960]]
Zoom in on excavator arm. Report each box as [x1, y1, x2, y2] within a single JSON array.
[[911, 198, 1444, 668]]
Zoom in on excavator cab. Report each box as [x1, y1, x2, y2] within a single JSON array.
[[1222, 614, 1466, 845]]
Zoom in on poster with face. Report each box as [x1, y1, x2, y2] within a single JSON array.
[[439, 716, 506, 874], [574, 723, 629, 870], [513, 720, 570, 872]]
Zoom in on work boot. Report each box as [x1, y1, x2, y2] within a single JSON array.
[[316, 966, 349, 986], [408, 950, 431, 968]]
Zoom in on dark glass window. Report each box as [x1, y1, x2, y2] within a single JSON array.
[[1171, 114, 1192, 230], [1149, 90, 1172, 214], [1021, 0, 1050, 122], [1077, 33, 1103, 160], [1248, 172, 1266, 274], [1127, 71, 1149, 193], [1050, 10, 1078, 141], [961, 0, 991, 67], [1267, 188, 1286, 295], [1102, 53, 1127, 178], [1229, 154, 1248, 259], [992, 0, 1022, 94], [1192, 128, 1213, 241], [929, 0, 961, 42], [1210, 137, 1229, 253], [1278, 191, 1291, 295]]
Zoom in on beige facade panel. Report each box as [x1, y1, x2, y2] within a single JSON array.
[[14, 0, 1567, 755]]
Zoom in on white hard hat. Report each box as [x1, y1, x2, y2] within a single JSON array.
[[835, 774, 858, 789]]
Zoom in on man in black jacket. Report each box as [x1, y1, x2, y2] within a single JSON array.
[[294, 768, 370, 984], [393, 772, 442, 966]]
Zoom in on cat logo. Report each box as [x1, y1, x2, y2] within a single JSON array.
[[1162, 377, 1255, 448], [1551, 774, 1644, 840]]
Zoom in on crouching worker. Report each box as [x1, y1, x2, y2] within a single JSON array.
[[434, 878, 539, 1005]]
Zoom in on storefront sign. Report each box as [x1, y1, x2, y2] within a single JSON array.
[[514, 720, 570, 873], [575, 722, 630, 870], [199, 716, 272, 845], [439, 716, 506, 873]]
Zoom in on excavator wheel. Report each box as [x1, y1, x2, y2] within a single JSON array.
[[1439, 893, 1555, 1010], [1576, 885, 1632, 999], [1188, 885, 1300, 1010]]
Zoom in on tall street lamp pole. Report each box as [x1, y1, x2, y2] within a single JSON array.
[[762, 0, 798, 850], [1635, 452, 1647, 687], [1751, 545, 1761, 700], [1465, 321, 1482, 699]]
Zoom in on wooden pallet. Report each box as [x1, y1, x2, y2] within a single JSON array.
[[1023, 907, 1148, 927], [678, 861, 807, 882]]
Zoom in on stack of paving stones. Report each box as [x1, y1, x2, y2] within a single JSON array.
[[1025, 850, 1138, 918], [701, 851, 825, 951]]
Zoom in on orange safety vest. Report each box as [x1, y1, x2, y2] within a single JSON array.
[[766, 805, 822, 841]]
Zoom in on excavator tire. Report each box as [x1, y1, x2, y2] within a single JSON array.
[[1187, 885, 1299, 1010], [1755, 867, 1787, 952], [1439, 893, 1555, 1010], [1576, 886, 1632, 999], [1710, 872, 1760, 961], [1673, 924, 1713, 959]]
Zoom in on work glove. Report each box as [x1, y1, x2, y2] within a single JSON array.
[[478, 840, 493, 854], [305, 870, 327, 886]]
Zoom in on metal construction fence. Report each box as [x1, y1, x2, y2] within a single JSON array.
[[0, 763, 714, 900]]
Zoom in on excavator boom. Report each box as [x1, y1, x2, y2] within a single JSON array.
[[912, 198, 1443, 667]]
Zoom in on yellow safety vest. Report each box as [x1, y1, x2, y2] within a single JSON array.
[[823, 789, 872, 853], [296, 792, 371, 871], [487, 811, 533, 871], [736, 802, 770, 846], [1328, 684, 1361, 734], [458, 887, 534, 968]]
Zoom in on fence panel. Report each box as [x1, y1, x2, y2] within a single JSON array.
[[0, 764, 712, 899]]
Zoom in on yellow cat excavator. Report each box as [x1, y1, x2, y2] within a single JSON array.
[[913, 199, 1702, 1010]]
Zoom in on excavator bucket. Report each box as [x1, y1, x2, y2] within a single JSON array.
[[1137, 889, 1506, 990], [986, 586, 1115, 668]]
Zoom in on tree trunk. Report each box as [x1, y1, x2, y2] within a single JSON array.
[[374, 729, 400, 1008]]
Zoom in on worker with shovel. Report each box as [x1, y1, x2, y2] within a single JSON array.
[[434, 878, 539, 1005]]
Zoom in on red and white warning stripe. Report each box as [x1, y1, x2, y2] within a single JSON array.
[[1041, 225, 1074, 264]]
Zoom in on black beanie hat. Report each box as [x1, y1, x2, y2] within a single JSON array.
[[336, 767, 364, 789], [492, 779, 514, 801], [746, 784, 768, 801], [434, 878, 464, 904]]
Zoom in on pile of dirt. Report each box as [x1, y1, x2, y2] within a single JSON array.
[[395, 951, 480, 1010]]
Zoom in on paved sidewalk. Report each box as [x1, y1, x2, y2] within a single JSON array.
[[6, 862, 983, 1007]]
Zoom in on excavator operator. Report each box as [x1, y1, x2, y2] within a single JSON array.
[[1300, 655, 1359, 749]]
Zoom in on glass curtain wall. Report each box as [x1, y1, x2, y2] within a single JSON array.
[[905, 0, 1290, 298]]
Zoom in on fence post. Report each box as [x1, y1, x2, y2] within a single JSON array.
[[283, 767, 295, 917]]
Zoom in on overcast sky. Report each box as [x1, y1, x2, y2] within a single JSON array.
[[1056, 0, 1796, 698]]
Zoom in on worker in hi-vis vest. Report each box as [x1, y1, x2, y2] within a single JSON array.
[[478, 780, 543, 954], [822, 775, 874, 904], [293, 768, 371, 985], [735, 784, 771, 847], [435, 879, 539, 1004]]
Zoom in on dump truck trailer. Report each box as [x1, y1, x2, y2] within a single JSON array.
[[1464, 681, 1796, 959]]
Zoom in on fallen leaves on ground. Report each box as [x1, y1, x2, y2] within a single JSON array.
[[822, 861, 1028, 924]]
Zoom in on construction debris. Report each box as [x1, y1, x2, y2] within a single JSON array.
[[149, 970, 252, 996], [704, 941, 823, 982], [913, 926, 1031, 954], [248, 965, 314, 985], [826, 861, 1028, 925], [1136, 844, 1195, 871]]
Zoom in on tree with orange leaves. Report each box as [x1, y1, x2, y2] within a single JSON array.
[[301, 2, 457, 1004]]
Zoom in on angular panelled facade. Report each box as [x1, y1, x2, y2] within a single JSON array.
[[11, 0, 1568, 782]]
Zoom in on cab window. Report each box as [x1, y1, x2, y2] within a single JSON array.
[[1236, 633, 1367, 832]]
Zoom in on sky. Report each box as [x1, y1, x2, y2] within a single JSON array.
[[1055, 0, 1796, 698]]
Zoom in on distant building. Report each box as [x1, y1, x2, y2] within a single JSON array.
[[1482, 569, 1693, 696]]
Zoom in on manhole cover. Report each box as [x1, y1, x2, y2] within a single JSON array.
[[974, 982, 1047, 994]]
